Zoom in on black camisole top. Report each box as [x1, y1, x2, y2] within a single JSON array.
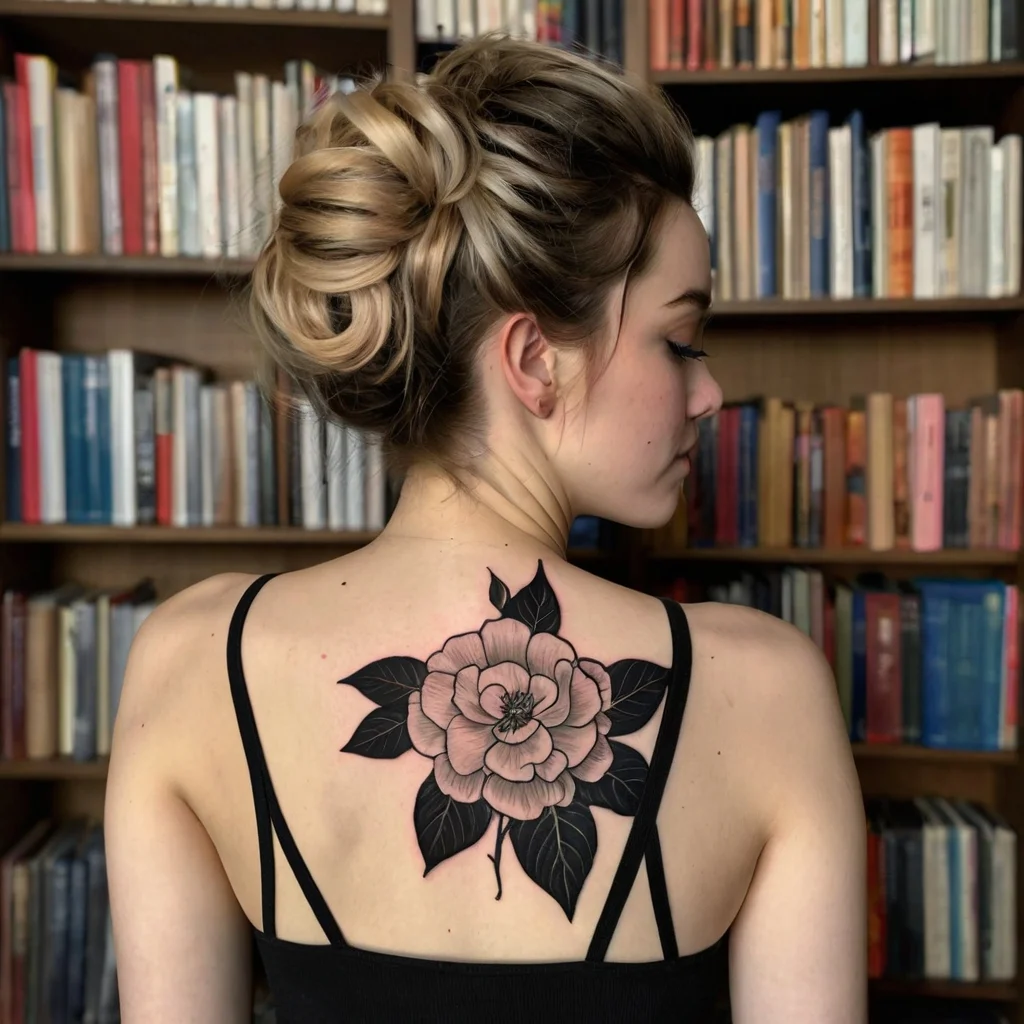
[[227, 573, 730, 1023]]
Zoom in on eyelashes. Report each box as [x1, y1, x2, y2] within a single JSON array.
[[666, 340, 709, 362]]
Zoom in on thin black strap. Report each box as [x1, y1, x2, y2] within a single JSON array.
[[586, 599, 693, 962], [645, 826, 679, 960], [226, 573, 347, 947]]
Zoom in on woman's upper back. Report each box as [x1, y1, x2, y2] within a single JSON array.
[[106, 538, 865, 1022]]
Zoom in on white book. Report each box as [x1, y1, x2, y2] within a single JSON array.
[[988, 143, 1006, 296], [871, 132, 888, 297], [898, 0, 913, 60], [936, 0, 948, 61], [94, 57, 122, 255], [504, 0, 523, 38], [37, 353, 65, 524], [193, 93, 222, 259], [933, 800, 980, 981], [961, 126, 994, 296], [970, 0, 990, 61], [299, 399, 326, 530], [325, 419, 346, 530], [252, 75, 272, 247], [26, 56, 58, 253], [230, 382, 253, 527], [56, 90, 88, 255], [913, 0, 937, 61], [825, 0, 844, 66], [914, 799, 953, 979], [991, 816, 1017, 979], [810, 0, 826, 66], [843, 0, 868, 65], [437, 0, 457, 38], [912, 122, 940, 298], [344, 426, 366, 530], [1000, 134, 1021, 295], [108, 350, 136, 526], [828, 125, 853, 299], [694, 136, 715, 256], [153, 55, 179, 257], [200, 385, 215, 526], [95, 594, 111, 757], [879, 0, 899, 62], [271, 81, 297, 213], [520, 0, 536, 39], [938, 128, 963, 296], [456, 0, 475, 35], [476, 0, 502, 33], [364, 435, 386, 529], [176, 92, 200, 257], [172, 368, 190, 527], [234, 74, 257, 257], [219, 96, 241, 258], [335, 0, 356, 10], [417, 0, 438, 39], [991, 0, 1002, 58]]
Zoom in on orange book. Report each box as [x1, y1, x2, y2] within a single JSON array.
[[649, 0, 671, 71], [845, 397, 867, 546], [892, 396, 910, 548], [793, 0, 811, 68], [886, 128, 914, 298], [775, 0, 791, 66], [756, 0, 775, 68], [867, 392, 895, 551], [998, 389, 1023, 550], [822, 406, 847, 548]]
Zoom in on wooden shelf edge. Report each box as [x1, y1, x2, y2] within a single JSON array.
[[652, 546, 1020, 566], [0, 0, 390, 29], [869, 978, 1018, 1001], [851, 744, 1017, 765], [0, 524, 381, 544], [654, 62, 1024, 86], [709, 297, 1024, 316], [0, 757, 108, 780], [0, 253, 254, 276]]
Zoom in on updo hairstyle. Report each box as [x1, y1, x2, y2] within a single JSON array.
[[250, 36, 697, 470]]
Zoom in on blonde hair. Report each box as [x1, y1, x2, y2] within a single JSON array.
[[250, 36, 696, 470]]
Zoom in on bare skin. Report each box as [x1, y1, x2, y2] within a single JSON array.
[[106, 203, 867, 1023]]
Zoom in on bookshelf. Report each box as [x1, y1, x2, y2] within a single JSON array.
[[0, 0, 1022, 1021]]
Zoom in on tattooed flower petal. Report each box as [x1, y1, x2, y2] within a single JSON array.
[[407, 692, 446, 757], [479, 661, 530, 697], [483, 774, 566, 821], [563, 667, 602, 727], [491, 717, 540, 745], [483, 723, 553, 782], [569, 734, 613, 783], [453, 666, 494, 724], [526, 631, 576, 680], [535, 748, 568, 782], [420, 671, 459, 728], [556, 770, 576, 807], [549, 721, 598, 768], [426, 631, 487, 675], [480, 617, 531, 669], [595, 712, 612, 736], [478, 684, 507, 721], [528, 674, 558, 715], [433, 752, 486, 803], [578, 659, 612, 712], [446, 715, 497, 775], [535, 660, 572, 727]]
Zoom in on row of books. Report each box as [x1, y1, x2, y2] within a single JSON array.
[[693, 116, 1022, 302], [0, 581, 156, 763], [1, 821, 118, 1024], [28, 0, 387, 9], [866, 798, 1016, 983], [4, 349, 390, 531], [651, 0, 1021, 72], [0, 53, 356, 259], [676, 391, 1024, 553], [416, 0, 624, 64], [666, 570, 1019, 751]]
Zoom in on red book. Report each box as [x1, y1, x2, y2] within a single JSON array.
[[865, 592, 902, 743], [686, 0, 703, 69], [823, 587, 836, 670], [18, 349, 40, 525], [11, 61, 35, 254], [650, 0, 671, 70], [866, 820, 886, 977], [886, 129, 914, 299], [118, 60, 144, 255], [139, 60, 160, 256], [668, 0, 686, 69], [155, 366, 173, 525]]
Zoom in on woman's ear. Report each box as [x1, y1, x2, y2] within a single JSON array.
[[499, 314, 558, 419]]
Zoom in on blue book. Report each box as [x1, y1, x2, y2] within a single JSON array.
[[848, 110, 873, 297], [808, 111, 830, 298], [755, 111, 780, 298], [0, 87, 9, 252], [6, 360, 20, 522], [561, 0, 582, 48], [62, 355, 86, 524], [850, 589, 867, 741], [918, 584, 953, 747], [738, 404, 758, 547], [82, 356, 112, 524]]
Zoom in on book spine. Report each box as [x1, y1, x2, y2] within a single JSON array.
[[117, 59, 143, 255], [808, 111, 830, 298], [19, 349, 40, 524], [153, 55, 179, 257], [887, 127, 914, 298], [755, 111, 779, 297], [0, 76, 8, 252], [850, 111, 873, 296], [25, 56, 57, 253], [6, 360, 20, 522], [94, 57, 123, 256]]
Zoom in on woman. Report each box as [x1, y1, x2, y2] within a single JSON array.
[[105, 36, 866, 1023]]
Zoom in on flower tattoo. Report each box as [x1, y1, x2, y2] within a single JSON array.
[[337, 561, 670, 920]]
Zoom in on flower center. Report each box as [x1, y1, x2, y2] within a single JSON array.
[[497, 691, 535, 736]]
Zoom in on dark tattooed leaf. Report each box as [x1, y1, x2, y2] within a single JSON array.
[[502, 559, 560, 635], [605, 659, 669, 736], [414, 773, 493, 875], [488, 569, 510, 612], [340, 703, 412, 759], [574, 741, 649, 816], [509, 798, 596, 921], [337, 656, 427, 706]]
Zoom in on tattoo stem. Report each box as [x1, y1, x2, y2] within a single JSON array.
[[487, 815, 513, 901]]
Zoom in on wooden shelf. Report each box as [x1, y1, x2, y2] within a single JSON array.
[[0, 523, 381, 545], [654, 62, 1024, 86], [0, 253, 254, 276], [710, 296, 1024, 317], [654, 546, 1020, 566], [870, 978, 1018, 1001], [852, 744, 1017, 765], [0, 0, 390, 29], [0, 757, 108, 780]]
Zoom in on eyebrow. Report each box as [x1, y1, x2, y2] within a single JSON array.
[[664, 288, 713, 311]]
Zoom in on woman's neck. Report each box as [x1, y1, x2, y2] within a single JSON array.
[[381, 457, 573, 558]]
